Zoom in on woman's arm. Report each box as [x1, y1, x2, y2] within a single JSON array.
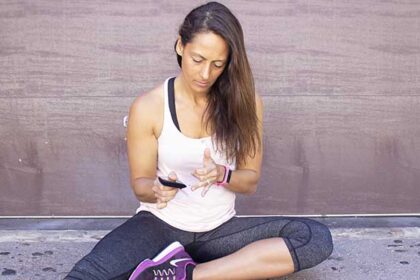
[[221, 93, 264, 194], [192, 93, 264, 195], [126, 90, 160, 203]]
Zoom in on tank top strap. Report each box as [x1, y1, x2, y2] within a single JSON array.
[[163, 77, 171, 125]]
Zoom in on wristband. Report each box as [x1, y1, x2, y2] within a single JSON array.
[[216, 165, 231, 186]]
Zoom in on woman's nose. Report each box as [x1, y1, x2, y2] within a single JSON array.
[[200, 64, 211, 80]]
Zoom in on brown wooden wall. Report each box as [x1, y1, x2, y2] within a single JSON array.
[[1, 1, 420, 216]]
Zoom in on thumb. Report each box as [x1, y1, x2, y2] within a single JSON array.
[[203, 148, 212, 166], [168, 171, 177, 181]]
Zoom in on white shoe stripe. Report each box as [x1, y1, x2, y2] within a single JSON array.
[[169, 258, 192, 267]]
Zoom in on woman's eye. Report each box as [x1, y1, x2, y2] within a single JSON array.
[[192, 58, 202, 63], [214, 64, 224, 68]]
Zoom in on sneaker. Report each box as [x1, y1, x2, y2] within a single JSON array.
[[129, 241, 196, 280]]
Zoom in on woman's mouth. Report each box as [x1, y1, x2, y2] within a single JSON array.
[[195, 80, 209, 87]]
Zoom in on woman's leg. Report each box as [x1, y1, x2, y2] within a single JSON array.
[[187, 216, 333, 280], [65, 211, 194, 280], [194, 237, 293, 280]]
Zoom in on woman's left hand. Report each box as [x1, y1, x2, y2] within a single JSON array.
[[191, 148, 224, 197]]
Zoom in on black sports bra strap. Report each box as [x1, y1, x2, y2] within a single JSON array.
[[168, 77, 181, 132]]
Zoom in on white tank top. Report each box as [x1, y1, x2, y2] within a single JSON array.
[[136, 77, 236, 232]]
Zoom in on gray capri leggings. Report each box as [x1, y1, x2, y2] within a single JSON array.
[[66, 211, 333, 279]]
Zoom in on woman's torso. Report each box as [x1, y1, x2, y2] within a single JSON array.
[[136, 76, 237, 232]]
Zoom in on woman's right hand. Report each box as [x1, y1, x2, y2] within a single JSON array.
[[152, 172, 179, 209]]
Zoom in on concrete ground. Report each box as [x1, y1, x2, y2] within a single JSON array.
[[0, 217, 420, 280]]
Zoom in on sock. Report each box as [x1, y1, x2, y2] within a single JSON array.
[[186, 264, 196, 280]]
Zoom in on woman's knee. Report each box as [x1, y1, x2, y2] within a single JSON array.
[[311, 219, 333, 258], [280, 218, 333, 271], [298, 219, 333, 270]]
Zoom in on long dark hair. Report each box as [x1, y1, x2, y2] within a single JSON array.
[[174, 1, 261, 166]]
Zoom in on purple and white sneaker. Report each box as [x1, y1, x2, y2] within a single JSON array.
[[129, 241, 196, 280]]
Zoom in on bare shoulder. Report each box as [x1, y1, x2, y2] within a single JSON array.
[[128, 82, 165, 136], [130, 83, 164, 114]]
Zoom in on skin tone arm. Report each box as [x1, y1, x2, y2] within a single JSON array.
[[191, 93, 264, 196], [127, 91, 179, 208]]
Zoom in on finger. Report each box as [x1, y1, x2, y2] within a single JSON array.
[[205, 167, 218, 180], [155, 187, 175, 201], [192, 167, 213, 180], [191, 183, 200, 191], [168, 171, 177, 181], [191, 180, 207, 191], [153, 187, 164, 199], [201, 185, 209, 197], [159, 184, 173, 191], [157, 195, 167, 202], [154, 193, 163, 203], [203, 186, 210, 196], [192, 183, 203, 191], [154, 179, 163, 191], [157, 202, 167, 209], [161, 189, 178, 199], [203, 148, 212, 166], [193, 178, 213, 191], [163, 196, 173, 203], [197, 168, 207, 175], [156, 196, 167, 208], [191, 171, 201, 180]]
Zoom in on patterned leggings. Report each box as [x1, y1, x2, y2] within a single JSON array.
[[65, 211, 333, 279]]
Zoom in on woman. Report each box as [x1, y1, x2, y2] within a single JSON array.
[[66, 2, 333, 279]]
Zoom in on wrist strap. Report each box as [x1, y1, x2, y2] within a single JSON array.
[[216, 165, 231, 186], [226, 168, 232, 183]]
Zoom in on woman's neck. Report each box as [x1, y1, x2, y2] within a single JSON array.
[[175, 74, 208, 107]]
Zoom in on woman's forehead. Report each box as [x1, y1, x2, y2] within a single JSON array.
[[187, 32, 229, 60]]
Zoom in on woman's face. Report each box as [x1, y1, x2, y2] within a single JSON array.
[[176, 31, 229, 93]]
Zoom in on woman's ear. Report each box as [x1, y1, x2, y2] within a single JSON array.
[[175, 36, 183, 56]]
